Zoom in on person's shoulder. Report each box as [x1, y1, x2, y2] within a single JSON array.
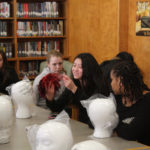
[[35, 67, 50, 79], [143, 92, 150, 100], [139, 92, 150, 106]]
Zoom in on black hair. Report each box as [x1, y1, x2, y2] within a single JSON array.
[[0, 50, 8, 69], [74, 53, 110, 97], [116, 51, 134, 62], [111, 61, 149, 102], [0, 51, 9, 85], [100, 59, 122, 91]]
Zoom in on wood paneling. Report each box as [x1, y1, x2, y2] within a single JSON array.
[[119, 0, 129, 51], [68, 0, 119, 63], [128, 0, 150, 86], [68, 0, 150, 87]]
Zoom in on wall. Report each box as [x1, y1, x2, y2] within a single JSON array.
[[119, 0, 129, 51], [128, 0, 150, 86], [68, 0, 119, 63], [68, 0, 150, 87]]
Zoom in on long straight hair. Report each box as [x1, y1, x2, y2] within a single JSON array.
[[0, 51, 9, 85], [73, 53, 110, 97]]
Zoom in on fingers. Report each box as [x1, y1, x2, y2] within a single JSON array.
[[46, 83, 55, 92], [62, 74, 70, 81], [45, 84, 55, 101]]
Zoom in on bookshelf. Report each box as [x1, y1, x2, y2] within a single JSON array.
[[0, 0, 68, 79]]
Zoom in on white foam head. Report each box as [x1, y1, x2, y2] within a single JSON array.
[[0, 95, 13, 144], [71, 140, 109, 150], [36, 121, 73, 150], [11, 80, 34, 118], [89, 98, 118, 138]]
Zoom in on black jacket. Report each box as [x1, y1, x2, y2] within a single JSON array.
[[46, 87, 94, 128], [115, 93, 150, 146], [0, 67, 19, 94]]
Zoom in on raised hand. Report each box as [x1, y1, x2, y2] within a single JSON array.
[[62, 74, 77, 93]]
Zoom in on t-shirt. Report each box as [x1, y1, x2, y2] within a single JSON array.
[[115, 93, 150, 146]]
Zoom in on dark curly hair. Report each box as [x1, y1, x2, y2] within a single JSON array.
[[100, 59, 122, 91], [111, 61, 150, 102], [73, 53, 110, 97], [116, 51, 134, 62]]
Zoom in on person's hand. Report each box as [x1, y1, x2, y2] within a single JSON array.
[[45, 83, 55, 101], [62, 74, 77, 93]]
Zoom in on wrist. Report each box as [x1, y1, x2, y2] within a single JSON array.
[[71, 85, 77, 94], [46, 94, 54, 101]]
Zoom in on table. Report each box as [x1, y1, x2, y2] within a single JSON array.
[[0, 106, 146, 150]]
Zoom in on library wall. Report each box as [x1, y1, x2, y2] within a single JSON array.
[[68, 0, 119, 63], [128, 0, 150, 86]]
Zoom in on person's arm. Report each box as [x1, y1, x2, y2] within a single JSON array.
[[33, 68, 50, 104], [62, 74, 77, 93], [46, 88, 73, 112], [115, 96, 150, 140], [33, 75, 42, 104]]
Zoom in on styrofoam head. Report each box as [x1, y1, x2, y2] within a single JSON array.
[[89, 98, 118, 138], [36, 121, 73, 150], [11, 80, 34, 118], [11, 80, 33, 105], [71, 140, 109, 150], [0, 95, 13, 144]]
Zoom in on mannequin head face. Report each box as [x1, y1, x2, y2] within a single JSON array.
[[89, 98, 118, 138], [71, 140, 109, 150], [0, 95, 13, 144], [11, 80, 34, 118], [36, 121, 73, 150]]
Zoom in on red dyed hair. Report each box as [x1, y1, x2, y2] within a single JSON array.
[[38, 73, 61, 98]]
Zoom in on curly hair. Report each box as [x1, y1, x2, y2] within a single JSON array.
[[100, 59, 122, 91], [38, 73, 60, 98], [74, 53, 110, 97], [111, 61, 149, 102], [116, 51, 134, 62]]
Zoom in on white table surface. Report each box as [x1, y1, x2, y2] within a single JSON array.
[[0, 106, 146, 150]]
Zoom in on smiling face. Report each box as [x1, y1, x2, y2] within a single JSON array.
[[110, 70, 123, 95], [47, 56, 63, 73], [72, 58, 83, 80]]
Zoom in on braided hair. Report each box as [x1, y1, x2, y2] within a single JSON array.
[[111, 61, 149, 102]]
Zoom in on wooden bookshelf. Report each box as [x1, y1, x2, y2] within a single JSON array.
[[0, 0, 68, 79]]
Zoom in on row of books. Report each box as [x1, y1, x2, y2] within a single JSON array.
[[19, 61, 40, 78], [0, 42, 13, 58], [17, 40, 61, 57], [0, 2, 10, 18], [17, 20, 63, 36], [0, 21, 7, 36], [17, 2, 59, 18]]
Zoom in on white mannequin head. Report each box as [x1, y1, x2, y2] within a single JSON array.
[[11, 79, 34, 119], [89, 98, 118, 138], [36, 121, 73, 150], [71, 140, 109, 150], [0, 95, 13, 144]]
